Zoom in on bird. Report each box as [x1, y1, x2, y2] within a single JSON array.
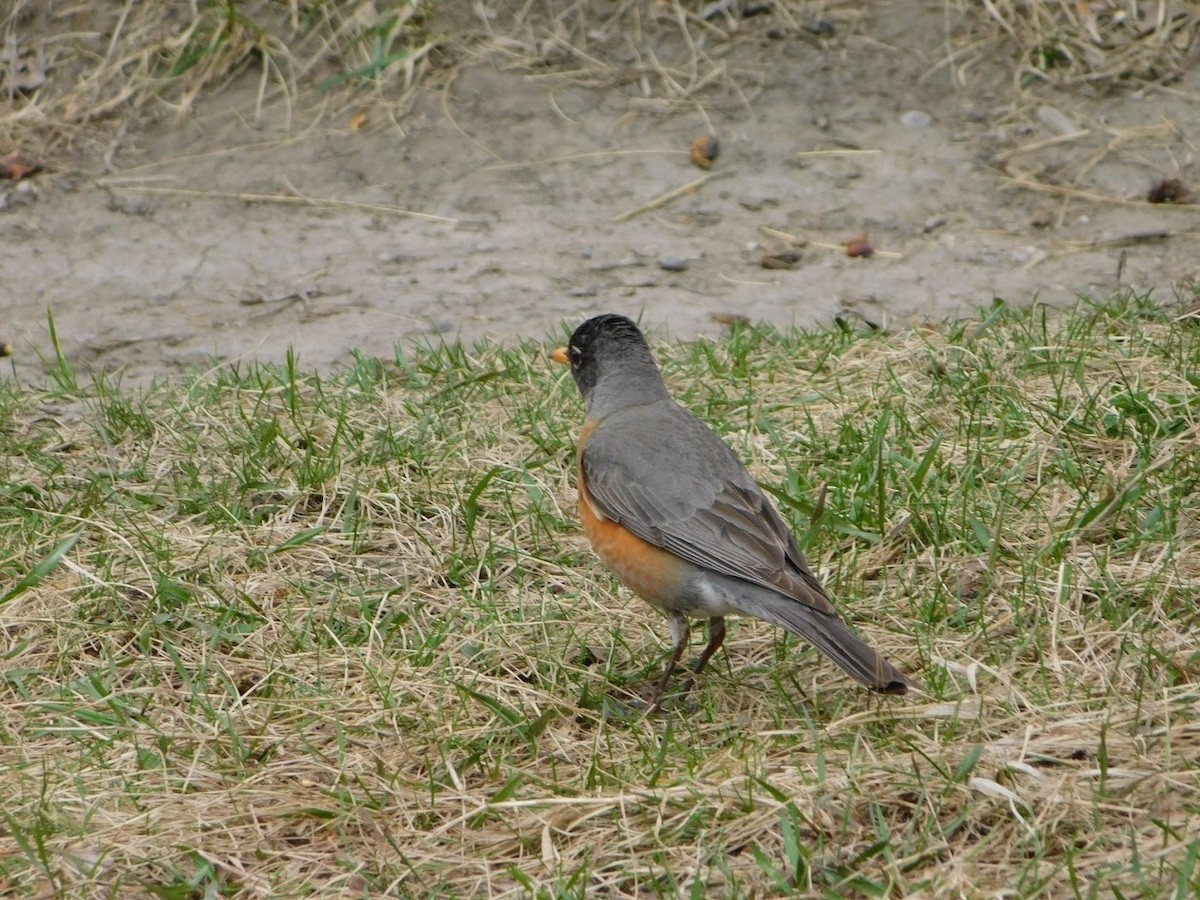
[[551, 313, 912, 708]]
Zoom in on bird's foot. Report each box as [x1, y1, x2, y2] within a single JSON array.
[[640, 678, 700, 715]]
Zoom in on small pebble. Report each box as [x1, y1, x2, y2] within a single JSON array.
[[659, 256, 689, 272], [900, 110, 933, 129], [107, 193, 153, 216], [923, 214, 947, 233], [700, 0, 733, 19], [760, 251, 802, 270], [1036, 105, 1080, 136], [3, 182, 39, 209]]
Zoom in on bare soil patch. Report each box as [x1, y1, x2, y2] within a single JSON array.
[[2, 1, 1198, 382]]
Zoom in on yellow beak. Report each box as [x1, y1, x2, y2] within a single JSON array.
[[550, 347, 570, 365]]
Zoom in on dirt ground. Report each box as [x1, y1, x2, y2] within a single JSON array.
[[3, 2, 1198, 384]]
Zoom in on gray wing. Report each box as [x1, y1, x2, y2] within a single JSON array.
[[582, 401, 837, 615]]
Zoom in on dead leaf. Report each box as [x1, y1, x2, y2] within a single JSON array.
[[1148, 178, 1190, 204], [690, 135, 720, 170], [845, 234, 874, 258], [759, 250, 802, 269], [349, 110, 370, 132], [0, 154, 42, 181], [957, 557, 989, 602], [711, 312, 750, 326]]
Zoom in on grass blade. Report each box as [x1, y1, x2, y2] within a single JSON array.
[[1, 532, 82, 607]]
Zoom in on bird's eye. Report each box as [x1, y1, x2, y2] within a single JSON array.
[[569, 346, 582, 364]]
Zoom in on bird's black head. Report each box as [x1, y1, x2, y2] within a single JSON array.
[[551, 314, 664, 408]]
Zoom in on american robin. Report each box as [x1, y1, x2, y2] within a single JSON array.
[[552, 314, 912, 706]]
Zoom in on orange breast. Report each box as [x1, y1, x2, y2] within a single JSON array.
[[578, 420, 686, 608]]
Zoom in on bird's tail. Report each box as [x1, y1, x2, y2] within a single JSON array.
[[753, 595, 912, 694]]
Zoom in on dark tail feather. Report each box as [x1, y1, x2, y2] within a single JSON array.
[[755, 596, 912, 694]]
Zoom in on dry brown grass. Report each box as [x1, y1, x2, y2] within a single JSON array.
[[953, 0, 1199, 88], [5, 1, 1193, 162], [0, 0, 440, 155], [1, 295, 1198, 896]]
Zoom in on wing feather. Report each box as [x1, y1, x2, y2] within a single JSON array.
[[581, 401, 837, 615]]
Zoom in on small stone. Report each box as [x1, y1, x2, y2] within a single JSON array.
[[700, 0, 734, 20], [2, 183, 38, 209], [659, 256, 689, 272], [923, 214, 947, 233], [760, 251, 802, 269], [107, 192, 152, 216], [900, 110, 933, 129], [1036, 105, 1080, 136]]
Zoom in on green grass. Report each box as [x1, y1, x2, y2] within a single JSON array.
[[1, 294, 1198, 897]]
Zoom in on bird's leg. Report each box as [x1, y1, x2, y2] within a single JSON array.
[[666, 616, 727, 709], [691, 616, 726, 674], [648, 612, 690, 711]]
